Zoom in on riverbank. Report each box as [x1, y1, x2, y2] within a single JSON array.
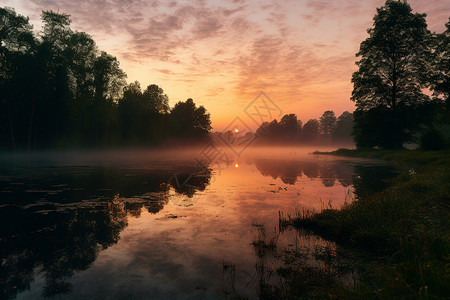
[[287, 149, 450, 298]]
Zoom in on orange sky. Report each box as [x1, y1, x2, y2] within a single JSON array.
[[2, 0, 449, 130]]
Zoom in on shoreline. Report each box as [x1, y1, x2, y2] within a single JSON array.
[[285, 148, 450, 298]]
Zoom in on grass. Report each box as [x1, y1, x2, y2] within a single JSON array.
[[286, 149, 450, 298]]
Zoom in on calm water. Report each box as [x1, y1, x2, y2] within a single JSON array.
[[0, 147, 397, 299]]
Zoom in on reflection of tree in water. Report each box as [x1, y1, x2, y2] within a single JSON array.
[[0, 165, 212, 299], [319, 163, 354, 188], [254, 159, 354, 188], [352, 165, 398, 199], [253, 159, 395, 194], [319, 165, 337, 187], [303, 162, 320, 179], [166, 167, 211, 198], [254, 159, 303, 185], [0, 199, 127, 299]]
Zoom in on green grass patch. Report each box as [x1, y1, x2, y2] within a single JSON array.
[[291, 149, 450, 298]]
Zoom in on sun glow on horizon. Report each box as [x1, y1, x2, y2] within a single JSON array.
[[6, 0, 448, 129]]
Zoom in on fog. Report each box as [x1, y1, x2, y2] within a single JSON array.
[[0, 144, 357, 168]]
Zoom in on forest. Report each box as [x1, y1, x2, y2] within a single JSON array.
[[253, 110, 353, 144], [0, 8, 212, 150], [1, 3, 449, 151]]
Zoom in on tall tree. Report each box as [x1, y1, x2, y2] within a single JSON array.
[[0, 7, 35, 52], [301, 119, 319, 142], [333, 111, 353, 141], [351, 0, 434, 148], [93, 51, 126, 102], [0, 7, 37, 150], [279, 114, 302, 140], [170, 98, 211, 138], [31, 10, 74, 147], [142, 84, 169, 114], [255, 119, 283, 143], [319, 110, 337, 136], [429, 18, 449, 102], [430, 18, 450, 124]]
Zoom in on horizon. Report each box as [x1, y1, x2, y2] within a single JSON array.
[[1, 0, 448, 130]]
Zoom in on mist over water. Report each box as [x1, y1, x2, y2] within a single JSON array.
[[0, 146, 397, 299]]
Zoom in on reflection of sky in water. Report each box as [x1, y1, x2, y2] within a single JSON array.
[[1, 149, 396, 299]]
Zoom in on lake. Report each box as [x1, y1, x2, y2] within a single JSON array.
[[0, 147, 397, 299]]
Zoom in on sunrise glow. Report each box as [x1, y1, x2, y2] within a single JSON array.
[[1, 0, 449, 298], [3, 0, 448, 130]]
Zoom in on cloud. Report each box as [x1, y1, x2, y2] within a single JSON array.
[[3, 0, 449, 126], [192, 15, 224, 39], [155, 69, 177, 75]]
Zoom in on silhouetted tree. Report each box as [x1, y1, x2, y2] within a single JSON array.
[[118, 82, 172, 144], [319, 110, 336, 136], [170, 98, 212, 138], [351, 0, 435, 148], [332, 111, 353, 142], [429, 18, 450, 124], [279, 114, 302, 141], [255, 119, 283, 143], [255, 114, 304, 144], [0, 8, 35, 52], [429, 18, 449, 103], [301, 119, 319, 142], [0, 7, 37, 150], [0, 7, 213, 149], [142, 84, 169, 114]]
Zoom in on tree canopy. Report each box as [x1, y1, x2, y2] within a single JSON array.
[[319, 110, 337, 136], [0, 7, 212, 150], [351, 0, 445, 149]]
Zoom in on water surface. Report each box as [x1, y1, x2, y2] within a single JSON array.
[[0, 147, 397, 299]]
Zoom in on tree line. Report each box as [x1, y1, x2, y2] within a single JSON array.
[[254, 110, 354, 144], [352, 0, 449, 150], [253, 1, 449, 150], [0, 8, 212, 150]]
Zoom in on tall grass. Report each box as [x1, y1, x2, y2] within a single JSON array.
[[289, 150, 450, 298]]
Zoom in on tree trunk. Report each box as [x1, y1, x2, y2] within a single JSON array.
[[27, 98, 35, 151], [8, 108, 16, 152]]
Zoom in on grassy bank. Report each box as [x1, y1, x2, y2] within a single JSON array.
[[289, 149, 450, 298]]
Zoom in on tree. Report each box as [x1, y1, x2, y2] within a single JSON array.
[[429, 18, 449, 102], [0, 7, 37, 150], [1, 6, 217, 149], [301, 119, 319, 141], [333, 111, 353, 141], [255, 119, 283, 143], [142, 84, 169, 114], [0, 7, 35, 53], [319, 110, 336, 136], [351, 0, 434, 148], [429, 18, 450, 124], [31, 10, 75, 147], [170, 98, 211, 138], [93, 51, 126, 102], [279, 114, 302, 140], [41, 10, 71, 48]]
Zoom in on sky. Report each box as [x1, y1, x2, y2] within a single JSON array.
[[1, 0, 449, 130]]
